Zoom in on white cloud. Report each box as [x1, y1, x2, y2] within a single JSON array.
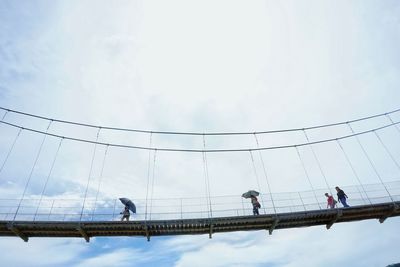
[[164, 218, 400, 267], [0, 238, 87, 267], [72, 247, 150, 267]]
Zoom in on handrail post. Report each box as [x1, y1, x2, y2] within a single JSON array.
[[112, 199, 117, 221], [298, 192, 306, 211], [241, 197, 245, 216], [48, 200, 55, 221], [180, 198, 183, 219]]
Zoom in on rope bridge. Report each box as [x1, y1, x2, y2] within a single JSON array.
[[0, 106, 400, 242]]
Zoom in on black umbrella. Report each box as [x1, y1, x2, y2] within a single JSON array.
[[119, 197, 136, 213], [241, 190, 259, 199]]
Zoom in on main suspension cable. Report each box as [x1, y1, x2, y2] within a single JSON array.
[[1, 106, 399, 136], [0, 120, 399, 153]]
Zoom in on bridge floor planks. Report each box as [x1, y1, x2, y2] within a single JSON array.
[[0, 202, 399, 242]]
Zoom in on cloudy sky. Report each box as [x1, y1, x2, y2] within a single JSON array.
[[1, 0, 400, 266]]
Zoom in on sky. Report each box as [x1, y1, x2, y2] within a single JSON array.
[[0, 0, 400, 266]]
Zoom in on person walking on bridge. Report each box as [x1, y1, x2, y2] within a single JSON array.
[[251, 196, 261, 215], [120, 205, 130, 221], [325, 193, 336, 209], [335, 186, 350, 207]]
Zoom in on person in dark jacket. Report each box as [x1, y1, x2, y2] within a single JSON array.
[[335, 186, 349, 207], [251, 196, 261, 215]]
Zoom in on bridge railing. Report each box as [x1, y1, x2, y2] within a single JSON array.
[[1, 181, 399, 221]]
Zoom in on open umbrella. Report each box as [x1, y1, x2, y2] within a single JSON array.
[[119, 197, 136, 213], [241, 190, 259, 199]]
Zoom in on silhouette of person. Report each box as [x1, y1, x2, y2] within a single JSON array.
[[335, 186, 349, 207], [251, 196, 261, 215], [325, 193, 336, 209], [120, 205, 130, 221]]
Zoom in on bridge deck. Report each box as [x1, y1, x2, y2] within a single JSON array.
[[1, 202, 399, 242]]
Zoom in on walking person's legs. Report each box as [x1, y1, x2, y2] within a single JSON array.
[[340, 197, 349, 207], [253, 206, 259, 215]]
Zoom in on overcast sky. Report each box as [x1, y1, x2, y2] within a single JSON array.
[[1, 1, 400, 266]]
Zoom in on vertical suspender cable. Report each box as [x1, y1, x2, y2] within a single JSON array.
[[0, 108, 19, 177], [303, 130, 332, 195], [202, 135, 213, 218], [249, 150, 266, 214], [80, 127, 101, 221], [92, 145, 109, 220], [14, 120, 52, 221], [254, 134, 276, 214], [385, 114, 400, 178], [295, 146, 321, 209], [149, 149, 157, 220], [145, 133, 153, 221], [1, 110, 8, 120], [347, 123, 394, 202], [202, 151, 210, 218], [0, 128, 22, 177], [386, 114, 400, 134], [34, 137, 63, 220], [374, 131, 400, 172], [336, 139, 370, 204]]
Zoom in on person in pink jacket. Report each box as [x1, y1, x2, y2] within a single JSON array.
[[325, 193, 336, 209]]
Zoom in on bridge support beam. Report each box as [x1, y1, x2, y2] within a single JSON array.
[[77, 226, 90, 242], [326, 210, 343, 230], [269, 217, 279, 235], [379, 204, 399, 223], [7, 223, 28, 242]]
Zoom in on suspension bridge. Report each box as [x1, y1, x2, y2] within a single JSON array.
[[0, 106, 399, 242]]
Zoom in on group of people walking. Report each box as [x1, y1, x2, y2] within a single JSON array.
[[248, 186, 350, 216], [325, 186, 350, 209], [120, 186, 351, 221]]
